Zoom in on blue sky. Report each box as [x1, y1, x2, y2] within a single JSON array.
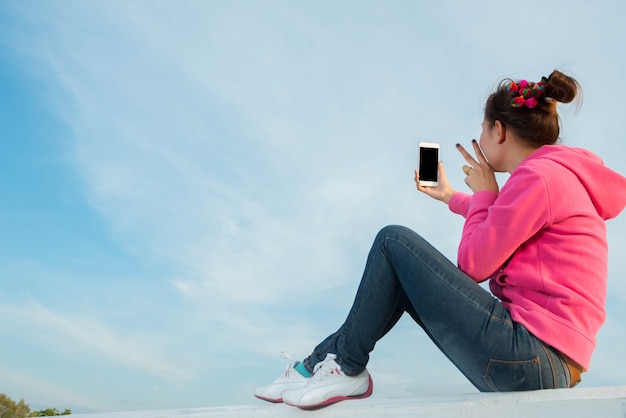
[[1, 0, 625, 413]]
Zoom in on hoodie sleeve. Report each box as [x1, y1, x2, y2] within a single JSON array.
[[456, 166, 551, 282], [448, 192, 472, 217]]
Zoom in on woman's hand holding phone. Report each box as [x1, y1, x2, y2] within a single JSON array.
[[414, 161, 455, 205]]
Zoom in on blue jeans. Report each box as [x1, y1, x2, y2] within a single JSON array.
[[303, 225, 573, 391]]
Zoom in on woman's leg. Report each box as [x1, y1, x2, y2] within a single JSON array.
[[303, 229, 410, 376], [304, 225, 571, 391]]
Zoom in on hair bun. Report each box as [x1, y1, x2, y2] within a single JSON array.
[[545, 70, 581, 104]]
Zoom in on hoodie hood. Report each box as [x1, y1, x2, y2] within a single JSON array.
[[531, 145, 626, 220]]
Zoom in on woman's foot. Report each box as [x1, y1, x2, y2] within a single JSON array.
[[254, 352, 310, 403], [282, 353, 372, 409]]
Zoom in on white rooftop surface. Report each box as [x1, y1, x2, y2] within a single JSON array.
[[71, 386, 626, 418]]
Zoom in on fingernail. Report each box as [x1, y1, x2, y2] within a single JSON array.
[[472, 139, 477, 143], [455, 143, 461, 147]]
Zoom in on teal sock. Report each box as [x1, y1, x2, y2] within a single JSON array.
[[294, 361, 311, 378]]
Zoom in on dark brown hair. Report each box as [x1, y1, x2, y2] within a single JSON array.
[[484, 70, 582, 147]]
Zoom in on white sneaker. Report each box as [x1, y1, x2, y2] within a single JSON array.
[[282, 353, 372, 409], [254, 352, 309, 403]]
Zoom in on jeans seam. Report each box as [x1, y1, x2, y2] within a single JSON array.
[[540, 343, 558, 388], [489, 315, 514, 326], [556, 351, 572, 388]]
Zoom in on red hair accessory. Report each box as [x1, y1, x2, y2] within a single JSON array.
[[506, 77, 548, 109]]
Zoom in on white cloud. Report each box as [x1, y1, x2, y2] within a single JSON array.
[[0, 300, 195, 382], [0, 368, 105, 412], [12, 0, 456, 311]]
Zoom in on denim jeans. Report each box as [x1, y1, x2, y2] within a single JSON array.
[[303, 225, 573, 391]]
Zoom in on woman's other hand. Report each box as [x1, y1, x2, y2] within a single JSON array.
[[456, 141, 499, 194]]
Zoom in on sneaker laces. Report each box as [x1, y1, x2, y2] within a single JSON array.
[[280, 351, 297, 376], [310, 353, 341, 382]]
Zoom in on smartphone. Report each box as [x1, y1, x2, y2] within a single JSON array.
[[418, 142, 440, 187]]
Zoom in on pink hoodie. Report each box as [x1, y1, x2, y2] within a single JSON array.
[[449, 145, 626, 370]]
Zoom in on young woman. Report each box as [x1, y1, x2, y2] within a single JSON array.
[[254, 70, 626, 409]]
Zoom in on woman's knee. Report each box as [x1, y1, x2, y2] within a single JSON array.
[[375, 225, 423, 245]]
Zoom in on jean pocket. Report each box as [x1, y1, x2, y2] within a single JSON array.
[[483, 357, 542, 392]]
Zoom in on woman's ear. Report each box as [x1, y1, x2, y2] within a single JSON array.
[[494, 120, 507, 144]]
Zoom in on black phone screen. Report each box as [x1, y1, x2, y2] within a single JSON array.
[[419, 147, 439, 182]]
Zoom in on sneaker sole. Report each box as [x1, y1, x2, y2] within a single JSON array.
[[286, 375, 373, 410], [254, 394, 283, 403]]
